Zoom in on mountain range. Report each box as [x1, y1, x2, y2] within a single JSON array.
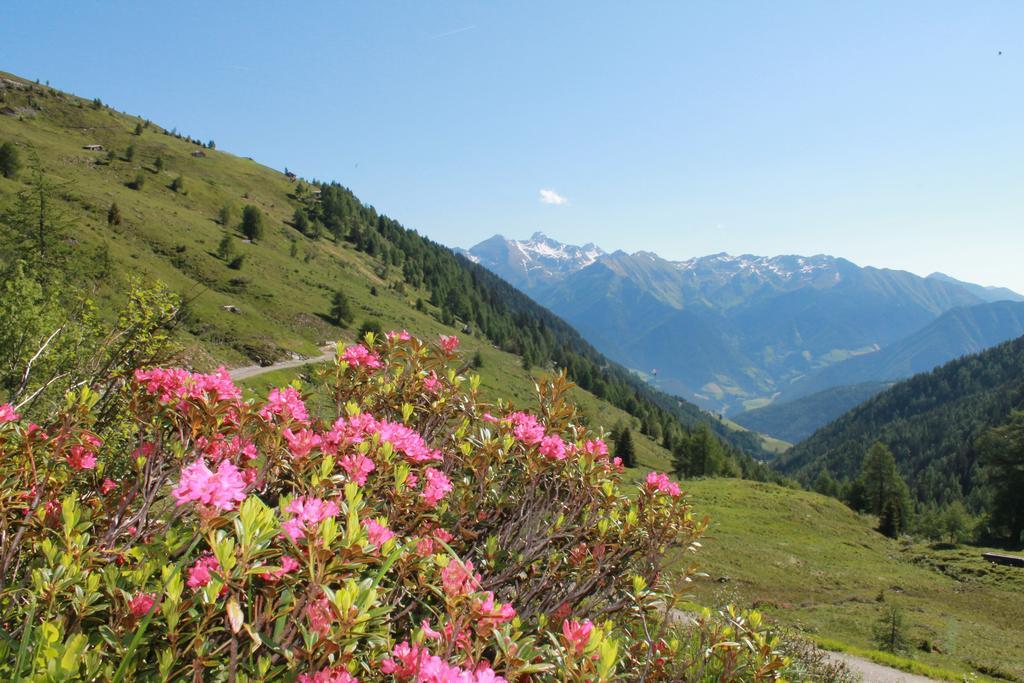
[[462, 233, 1024, 425]]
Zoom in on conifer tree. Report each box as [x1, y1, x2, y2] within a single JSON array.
[[330, 289, 354, 327], [240, 205, 264, 241], [105, 203, 121, 227], [0, 141, 20, 178], [615, 427, 636, 468]]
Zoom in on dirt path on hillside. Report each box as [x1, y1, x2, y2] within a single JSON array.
[[228, 343, 336, 381], [822, 651, 938, 683]]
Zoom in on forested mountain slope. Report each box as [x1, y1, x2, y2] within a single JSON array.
[[0, 71, 771, 468], [778, 334, 1024, 506], [732, 381, 892, 443]]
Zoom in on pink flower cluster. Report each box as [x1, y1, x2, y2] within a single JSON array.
[[343, 343, 383, 369], [508, 412, 544, 446], [438, 335, 460, 354], [386, 329, 412, 342], [363, 518, 395, 547], [306, 595, 334, 636], [324, 414, 441, 464], [130, 592, 158, 618], [472, 592, 516, 630], [375, 420, 443, 463], [282, 496, 340, 542], [187, 554, 221, 590], [538, 434, 567, 461], [260, 386, 310, 424], [381, 642, 506, 683], [259, 555, 300, 582], [135, 367, 241, 404], [441, 559, 481, 597], [0, 403, 18, 424], [421, 468, 453, 508], [582, 439, 608, 458], [562, 619, 594, 654], [339, 453, 375, 485], [284, 428, 322, 458], [645, 471, 681, 497], [299, 667, 358, 683], [172, 459, 247, 511]]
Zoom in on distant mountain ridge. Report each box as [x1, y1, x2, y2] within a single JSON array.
[[465, 234, 1023, 416]]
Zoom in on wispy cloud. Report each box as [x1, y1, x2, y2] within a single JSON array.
[[539, 188, 568, 205], [428, 25, 476, 40]]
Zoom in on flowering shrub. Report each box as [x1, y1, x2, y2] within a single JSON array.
[[0, 332, 788, 681]]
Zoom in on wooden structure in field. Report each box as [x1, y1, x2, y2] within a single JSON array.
[[982, 552, 1024, 567]]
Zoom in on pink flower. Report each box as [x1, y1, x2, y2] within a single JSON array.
[[67, 445, 97, 470], [172, 459, 247, 511], [423, 371, 441, 394], [339, 453, 375, 486], [380, 642, 506, 682], [386, 329, 412, 342], [299, 667, 358, 683], [416, 536, 435, 557], [509, 412, 544, 446], [434, 528, 454, 543], [129, 592, 158, 618], [421, 619, 442, 640], [101, 478, 117, 494], [134, 367, 240, 404], [421, 468, 452, 508], [282, 496, 340, 541], [284, 428, 322, 459], [439, 335, 460, 354], [481, 413, 499, 423], [582, 439, 608, 458], [306, 595, 333, 636], [441, 559, 481, 597], [0, 403, 18, 424], [186, 554, 220, 590], [473, 592, 517, 629], [343, 343, 382, 369], [363, 518, 395, 547], [375, 420, 442, 463], [259, 386, 310, 424], [562, 619, 593, 654], [645, 471, 682, 497], [260, 555, 300, 582], [539, 434, 567, 461]]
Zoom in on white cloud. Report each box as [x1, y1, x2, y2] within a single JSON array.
[[539, 188, 568, 205]]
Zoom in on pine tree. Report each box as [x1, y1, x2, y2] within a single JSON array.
[[872, 603, 910, 653], [615, 428, 636, 468], [124, 144, 135, 161], [107, 202, 122, 226], [154, 156, 164, 172], [170, 175, 186, 194], [134, 122, 144, 135], [859, 442, 900, 515], [978, 412, 1024, 543], [330, 290, 354, 327], [217, 233, 236, 261], [240, 205, 264, 241], [293, 207, 310, 235], [0, 141, 20, 178]]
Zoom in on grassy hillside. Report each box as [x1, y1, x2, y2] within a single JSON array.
[[682, 479, 1024, 681], [0, 71, 775, 470], [779, 334, 1024, 505]]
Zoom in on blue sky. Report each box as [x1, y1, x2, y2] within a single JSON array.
[[4, 2, 1023, 290]]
